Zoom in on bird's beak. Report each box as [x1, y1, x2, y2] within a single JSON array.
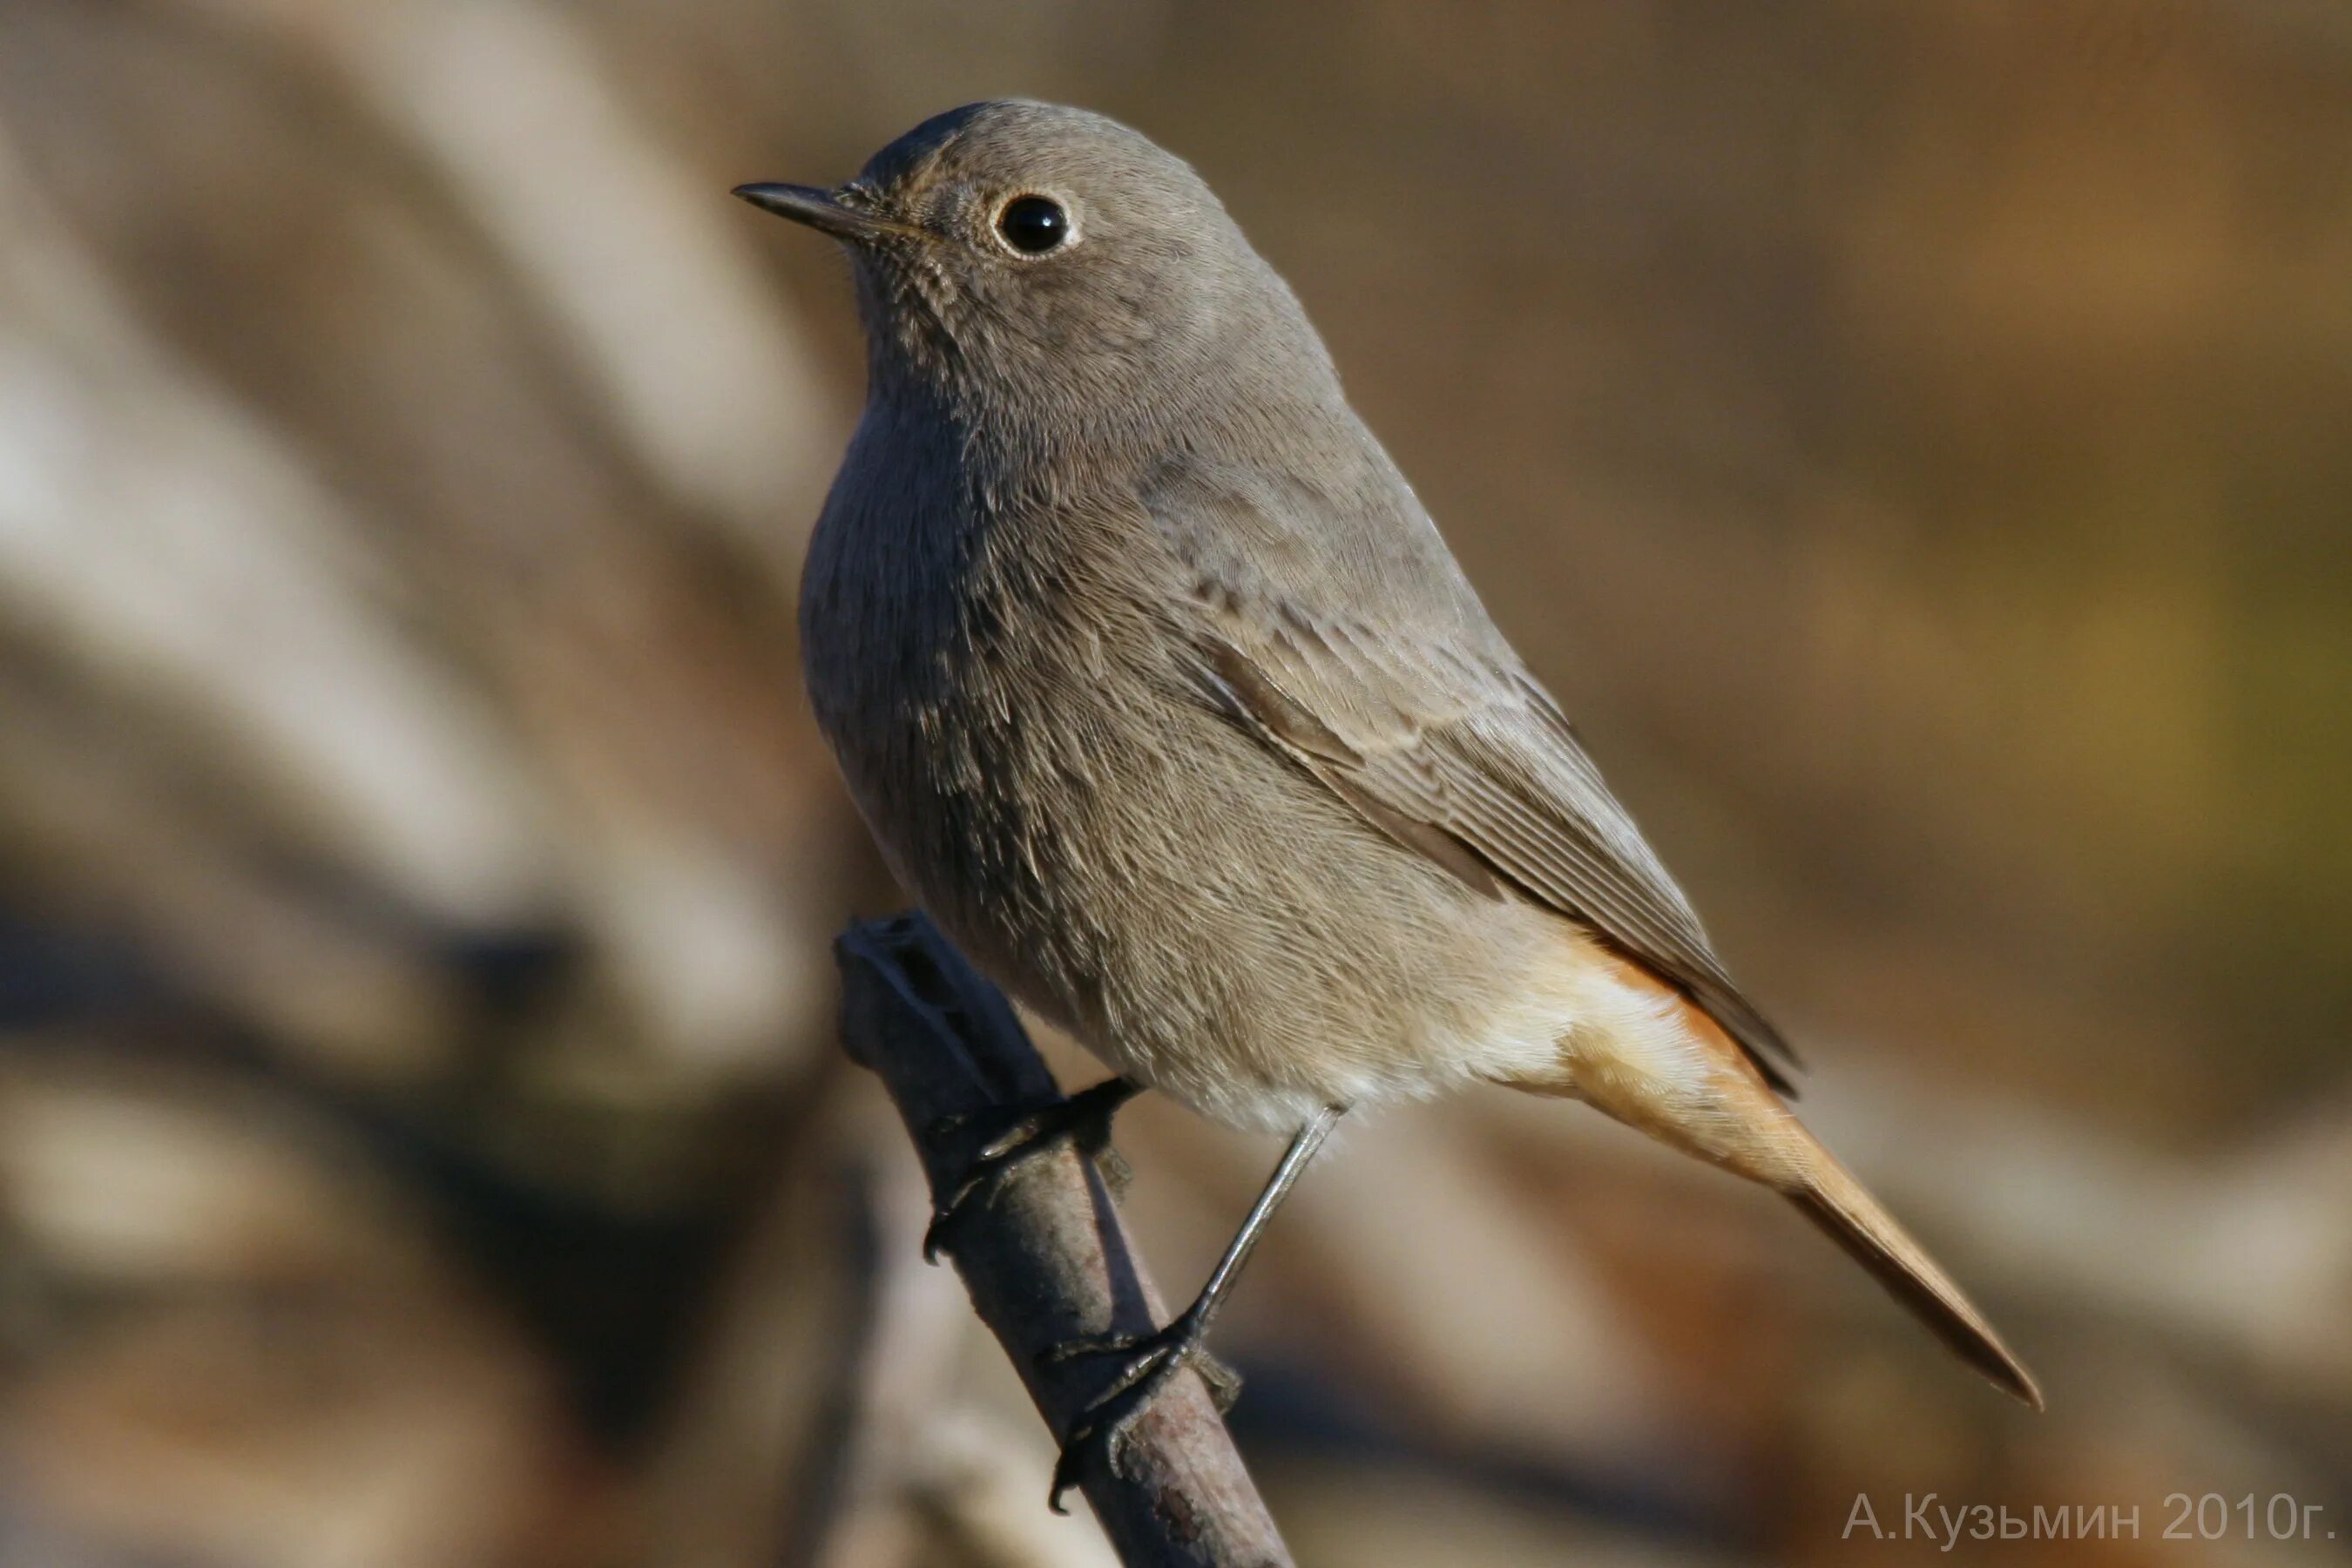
[[731, 182, 922, 244]]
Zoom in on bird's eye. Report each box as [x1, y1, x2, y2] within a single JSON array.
[[996, 195, 1070, 254]]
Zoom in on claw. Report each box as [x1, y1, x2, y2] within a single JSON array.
[[919, 1078, 1139, 1263], [1039, 1312, 1221, 1512], [1044, 1348, 1193, 1511], [921, 1105, 1054, 1262]]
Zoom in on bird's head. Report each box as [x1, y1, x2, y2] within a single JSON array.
[[736, 100, 1330, 434]]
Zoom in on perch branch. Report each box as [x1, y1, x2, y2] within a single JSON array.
[[835, 912, 1293, 1568]]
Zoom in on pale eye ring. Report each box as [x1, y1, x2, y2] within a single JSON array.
[[996, 193, 1071, 254]]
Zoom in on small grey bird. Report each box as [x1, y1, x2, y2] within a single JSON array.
[[737, 99, 2039, 1501]]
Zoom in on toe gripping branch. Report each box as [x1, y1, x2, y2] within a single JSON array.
[[921, 1073, 1141, 1262], [835, 913, 1293, 1565], [1037, 1303, 1244, 1510]]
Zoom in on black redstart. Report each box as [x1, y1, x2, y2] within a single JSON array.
[[736, 98, 2039, 1504]]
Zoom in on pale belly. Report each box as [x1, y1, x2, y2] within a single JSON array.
[[832, 672, 1608, 1132]]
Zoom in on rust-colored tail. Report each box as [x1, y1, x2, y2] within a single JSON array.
[[1788, 1146, 2042, 1408], [1504, 946, 2042, 1407]]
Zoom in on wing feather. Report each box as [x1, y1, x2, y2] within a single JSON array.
[[1150, 461, 1801, 1090]]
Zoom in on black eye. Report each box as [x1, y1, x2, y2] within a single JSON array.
[[997, 195, 1069, 254]]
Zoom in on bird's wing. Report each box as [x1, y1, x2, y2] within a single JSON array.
[[1145, 470, 1801, 1091]]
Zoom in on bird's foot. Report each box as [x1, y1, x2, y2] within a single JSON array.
[[1036, 1310, 1241, 1511], [921, 1076, 1138, 1261]]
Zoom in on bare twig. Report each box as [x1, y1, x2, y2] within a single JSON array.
[[835, 914, 1292, 1568]]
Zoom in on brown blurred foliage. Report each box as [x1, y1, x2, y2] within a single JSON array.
[[0, 2, 2346, 1565]]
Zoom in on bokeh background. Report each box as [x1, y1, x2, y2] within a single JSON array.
[[1, 1, 2347, 1564]]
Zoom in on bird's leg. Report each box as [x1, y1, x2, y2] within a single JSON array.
[[1037, 1105, 1344, 1511], [922, 1075, 1143, 1261]]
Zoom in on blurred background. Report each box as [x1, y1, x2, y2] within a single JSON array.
[[0, 1, 2347, 1563]]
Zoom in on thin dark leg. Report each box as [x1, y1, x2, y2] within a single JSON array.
[[1040, 1104, 1345, 1511], [923, 1075, 1143, 1261]]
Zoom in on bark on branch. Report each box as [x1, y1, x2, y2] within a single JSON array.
[[835, 913, 1294, 1568]]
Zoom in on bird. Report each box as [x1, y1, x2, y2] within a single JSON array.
[[734, 98, 2041, 1506]]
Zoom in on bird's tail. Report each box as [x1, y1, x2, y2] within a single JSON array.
[[1784, 1141, 2042, 1408], [1499, 945, 2041, 1408]]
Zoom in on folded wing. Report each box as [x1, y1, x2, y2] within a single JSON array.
[[1144, 469, 1801, 1092]]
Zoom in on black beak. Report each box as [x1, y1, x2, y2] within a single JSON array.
[[732, 182, 922, 244]]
